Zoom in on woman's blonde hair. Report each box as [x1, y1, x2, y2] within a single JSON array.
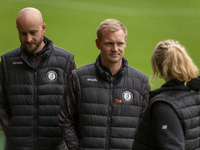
[[151, 39, 199, 85]]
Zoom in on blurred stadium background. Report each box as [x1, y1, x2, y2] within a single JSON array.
[[0, 0, 200, 149]]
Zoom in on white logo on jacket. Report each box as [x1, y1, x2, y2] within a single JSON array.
[[162, 125, 168, 130], [46, 71, 57, 82], [122, 91, 133, 102], [87, 78, 97, 82], [13, 61, 23, 65]]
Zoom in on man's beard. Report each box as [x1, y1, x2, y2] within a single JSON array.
[[22, 36, 43, 53]]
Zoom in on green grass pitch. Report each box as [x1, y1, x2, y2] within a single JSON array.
[[0, 0, 200, 148]]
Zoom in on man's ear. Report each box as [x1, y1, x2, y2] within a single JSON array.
[[95, 39, 101, 49], [42, 23, 46, 34]]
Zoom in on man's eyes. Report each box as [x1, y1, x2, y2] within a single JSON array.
[[105, 42, 124, 46], [20, 31, 37, 36], [117, 42, 124, 46], [30, 31, 37, 35], [105, 42, 112, 45]]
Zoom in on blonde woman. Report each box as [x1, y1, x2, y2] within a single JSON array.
[[132, 39, 200, 150]]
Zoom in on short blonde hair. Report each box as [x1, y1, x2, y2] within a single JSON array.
[[96, 19, 127, 41], [151, 39, 199, 85]]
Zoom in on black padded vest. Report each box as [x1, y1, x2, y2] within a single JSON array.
[[1, 39, 74, 150], [72, 56, 148, 150], [133, 85, 200, 150]]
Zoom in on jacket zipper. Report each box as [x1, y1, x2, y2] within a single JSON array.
[[21, 55, 38, 149], [34, 70, 38, 150], [106, 76, 113, 150]]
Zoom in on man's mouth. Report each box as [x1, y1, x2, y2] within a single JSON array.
[[110, 53, 118, 56], [26, 43, 35, 46]]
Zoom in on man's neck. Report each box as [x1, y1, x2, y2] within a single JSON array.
[[34, 41, 45, 53], [102, 61, 122, 75], [109, 65, 121, 75]]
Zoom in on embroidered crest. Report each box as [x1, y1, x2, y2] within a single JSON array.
[[46, 71, 57, 82], [122, 91, 133, 102]]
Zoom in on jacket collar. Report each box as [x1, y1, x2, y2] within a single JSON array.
[[150, 77, 200, 99], [95, 54, 128, 82], [20, 36, 53, 64]]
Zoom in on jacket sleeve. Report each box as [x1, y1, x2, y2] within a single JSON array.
[[140, 82, 151, 118], [58, 74, 79, 150], [0, 62, 11, 135], [151, 102, 185, 150], [67, 59, 76, 78]]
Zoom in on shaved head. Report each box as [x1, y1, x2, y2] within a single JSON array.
[[16, 7, 43, 27], [16, 7, 46, 53]]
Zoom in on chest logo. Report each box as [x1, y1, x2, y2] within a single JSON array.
[[122, 91, 133, 102], [46, 71, 57, 82], [13, 61, 23, 65]]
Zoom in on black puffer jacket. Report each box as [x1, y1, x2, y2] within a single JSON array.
[[0, 37, 74, 150], [61, 55, 149, 150], [132, 77, 200, 150]]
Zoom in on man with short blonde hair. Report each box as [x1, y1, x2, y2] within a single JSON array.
[[59, 18, 150, 150]]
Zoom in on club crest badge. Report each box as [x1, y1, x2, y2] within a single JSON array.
[[46, 71, 57, 82], [122, 91, 133, 102]]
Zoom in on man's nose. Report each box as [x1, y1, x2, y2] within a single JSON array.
[[26, 34, 32, 42], [112, 44, 118, 51]]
